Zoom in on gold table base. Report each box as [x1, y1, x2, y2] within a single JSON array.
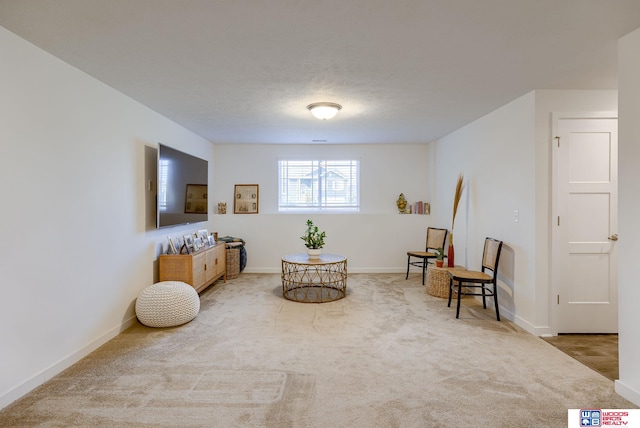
[[281, 253, 347, 303]]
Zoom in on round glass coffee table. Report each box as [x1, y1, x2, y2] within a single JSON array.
[[281, 253, 347, 303]]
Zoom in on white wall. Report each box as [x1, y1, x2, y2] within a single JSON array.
[[432, 89, 617, 335], [0, 27, 214, 408], [433, 93, 537, 330], [211, 143, 436, 272], [616, 27, 640, 406]]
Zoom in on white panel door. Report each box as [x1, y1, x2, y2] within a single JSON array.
[[555, 117, 618, 333]]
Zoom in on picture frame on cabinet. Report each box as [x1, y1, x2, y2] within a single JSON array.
[[167, 237, 178, 254], [183, 234, 194, 253], [197, 229, 209, 243], [193, 236, 204, 252], [173, 236, 186, 254]]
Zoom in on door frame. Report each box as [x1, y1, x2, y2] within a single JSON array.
[[550, 111, 618, 336]]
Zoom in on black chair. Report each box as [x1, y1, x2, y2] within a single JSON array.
[[406, 227, 448, 285], [448, 237, 503, 320]]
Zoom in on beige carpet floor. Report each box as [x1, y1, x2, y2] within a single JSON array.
[[0, 273, 635, 427]]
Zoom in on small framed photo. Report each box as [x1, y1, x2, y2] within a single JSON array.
[[208, 235, 216, 246], [183, 234, 194, 253], [173, 236, 185, 253], [234, 184, 259, 214], [167, 236, 178, 254], [197, 229, 209, 243], [193, 236, 204, 252]]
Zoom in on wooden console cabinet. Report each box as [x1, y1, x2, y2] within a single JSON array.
[[159, 243, 226, 293]]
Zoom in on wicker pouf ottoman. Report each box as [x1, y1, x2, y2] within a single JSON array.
[[426, 265, 466, 298], [135, 281, 200, 328]]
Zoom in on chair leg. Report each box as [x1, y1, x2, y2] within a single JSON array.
[[481, 285, 487, 309], [493, 284, 501, 321], [456, 281, 463, 318], [447, 278, 453, 307], [406, 256, 410, 280], [422, 260, 427, 285]]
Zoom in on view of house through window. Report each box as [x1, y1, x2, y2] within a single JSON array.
[[158, 159, 168, 211], [278, 160, 360, 211]]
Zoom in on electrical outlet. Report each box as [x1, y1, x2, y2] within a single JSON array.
[[514, 210, 519, 223]]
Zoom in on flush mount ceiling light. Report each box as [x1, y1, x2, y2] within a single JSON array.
[[307, 102, 342, 120]]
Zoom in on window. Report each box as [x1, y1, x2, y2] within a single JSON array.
[[158, 159, 169, 211], [278, 160, 360, 211]]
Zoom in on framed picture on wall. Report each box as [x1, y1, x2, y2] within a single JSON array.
[[234, 184, 259, 214]]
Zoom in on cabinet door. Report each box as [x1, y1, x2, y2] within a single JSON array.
[[159, 255, 194, 285], [192, 252, 206, 289], [205, 247, 216, 282], [215, 245, 226, 277]]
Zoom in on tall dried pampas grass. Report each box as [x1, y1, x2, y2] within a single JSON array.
[[450, 174, 464, 243]]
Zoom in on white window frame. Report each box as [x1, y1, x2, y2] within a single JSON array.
[[278, 159, 360, 212]]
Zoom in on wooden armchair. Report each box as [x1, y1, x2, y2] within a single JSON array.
[[448, 237, 503, 320], [406, 227, 448, 285]]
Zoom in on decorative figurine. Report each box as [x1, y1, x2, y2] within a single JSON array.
[[396, 193, 407, 214]]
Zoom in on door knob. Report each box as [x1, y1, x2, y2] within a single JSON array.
[[608, 234, 618, 241]]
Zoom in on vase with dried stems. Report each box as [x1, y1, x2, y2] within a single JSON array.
[[448, 174, 464, 267]]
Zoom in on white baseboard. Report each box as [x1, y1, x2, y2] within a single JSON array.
[[0, 315, 138, 410], [350, 268, 407, 273], [498, 307, 551, 336], [615, 380, 640, 407], [519, 319, 551, 336], [459, 301, 547, 337]]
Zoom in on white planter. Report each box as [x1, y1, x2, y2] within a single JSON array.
[[307, 248, 322, 259]]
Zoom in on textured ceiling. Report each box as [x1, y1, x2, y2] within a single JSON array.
[[1, 0, 639, 144]]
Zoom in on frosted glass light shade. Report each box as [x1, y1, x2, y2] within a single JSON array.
[[307, 102, 342, 120]]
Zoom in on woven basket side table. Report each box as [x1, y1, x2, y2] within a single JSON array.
[[225, 245, 241, 279], [426, 265, 466, 298]]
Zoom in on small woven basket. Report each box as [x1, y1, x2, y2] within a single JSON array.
[[426, 269, 450, 298], [426, 266, 467, 298], [226, 247, 240, 279]]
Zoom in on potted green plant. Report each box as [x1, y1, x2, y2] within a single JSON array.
[[301, 219, 326, 259], [435, 247, 445, 267]]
